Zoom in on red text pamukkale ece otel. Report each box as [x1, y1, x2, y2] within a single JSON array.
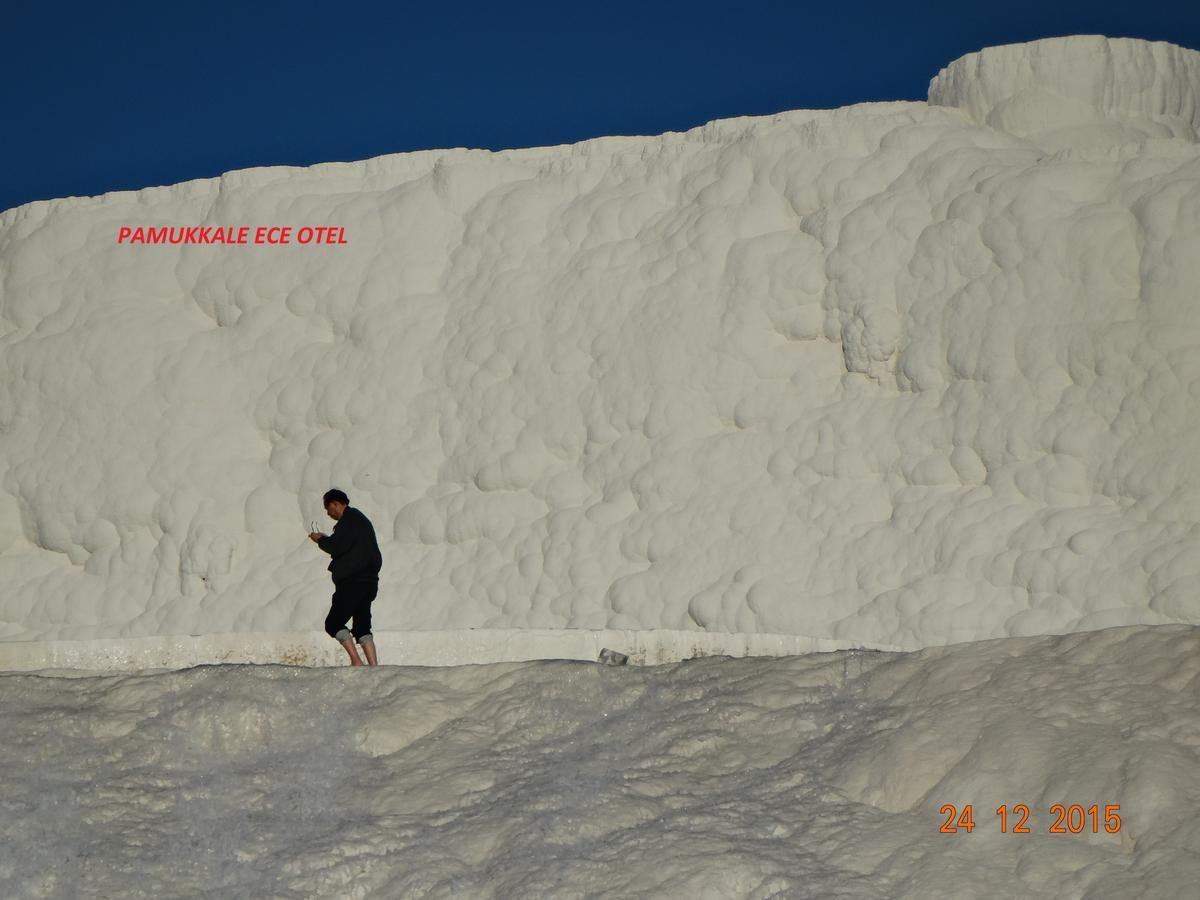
[[117, 226, 348, 245]]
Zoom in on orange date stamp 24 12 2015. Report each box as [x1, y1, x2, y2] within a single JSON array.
[[940, 804, 1122, 834]]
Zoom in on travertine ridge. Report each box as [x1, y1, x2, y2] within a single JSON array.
[[1, 36, 1198, 651]]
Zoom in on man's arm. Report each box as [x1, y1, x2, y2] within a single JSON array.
[[316, 515, 356, 556]]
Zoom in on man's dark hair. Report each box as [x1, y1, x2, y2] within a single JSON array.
[[323, 489, 350, 507]]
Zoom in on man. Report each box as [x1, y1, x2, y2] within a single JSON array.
[[308, 489, 383, 666]]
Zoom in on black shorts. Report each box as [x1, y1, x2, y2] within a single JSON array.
[[324, 578, 378, 642]]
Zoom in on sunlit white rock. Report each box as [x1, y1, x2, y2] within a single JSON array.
[[1, 625, 1196, 897], [1, 36, 1198, 653]]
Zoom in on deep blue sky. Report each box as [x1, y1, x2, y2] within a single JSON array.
[[3, 0, 1198, 214]]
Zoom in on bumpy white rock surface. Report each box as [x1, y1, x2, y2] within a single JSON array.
[[2, 625, 1198, 898], [1, 36, 1199, 649], [930, 36, 1200, 147]]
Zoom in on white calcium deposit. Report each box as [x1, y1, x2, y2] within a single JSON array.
[[2, 625, 1198, 899], [1, 35, 1199, 651]]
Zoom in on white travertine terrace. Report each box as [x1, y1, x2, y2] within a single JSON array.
[[1, 35, 1198, 657], [929, 35, 1200, 147], [3, 625, 1198, 897]]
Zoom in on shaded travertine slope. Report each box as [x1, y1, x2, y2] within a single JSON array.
[[2, 626, 1198, 898], [1, 36, 1198, 648]]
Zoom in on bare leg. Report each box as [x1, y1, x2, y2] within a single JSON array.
[[339, 637, 364, 666], [361, 637, 378, 666]]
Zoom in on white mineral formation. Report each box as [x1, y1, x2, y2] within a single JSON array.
[[2, 625, 1197, 898], [929, 35, 1200, 147], [1, 35, 1199, 654]]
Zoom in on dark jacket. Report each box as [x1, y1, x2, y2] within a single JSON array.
[[317, 507, 382, 584]]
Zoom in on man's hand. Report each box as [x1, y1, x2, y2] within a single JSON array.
[[308, 532, 325, 543]]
